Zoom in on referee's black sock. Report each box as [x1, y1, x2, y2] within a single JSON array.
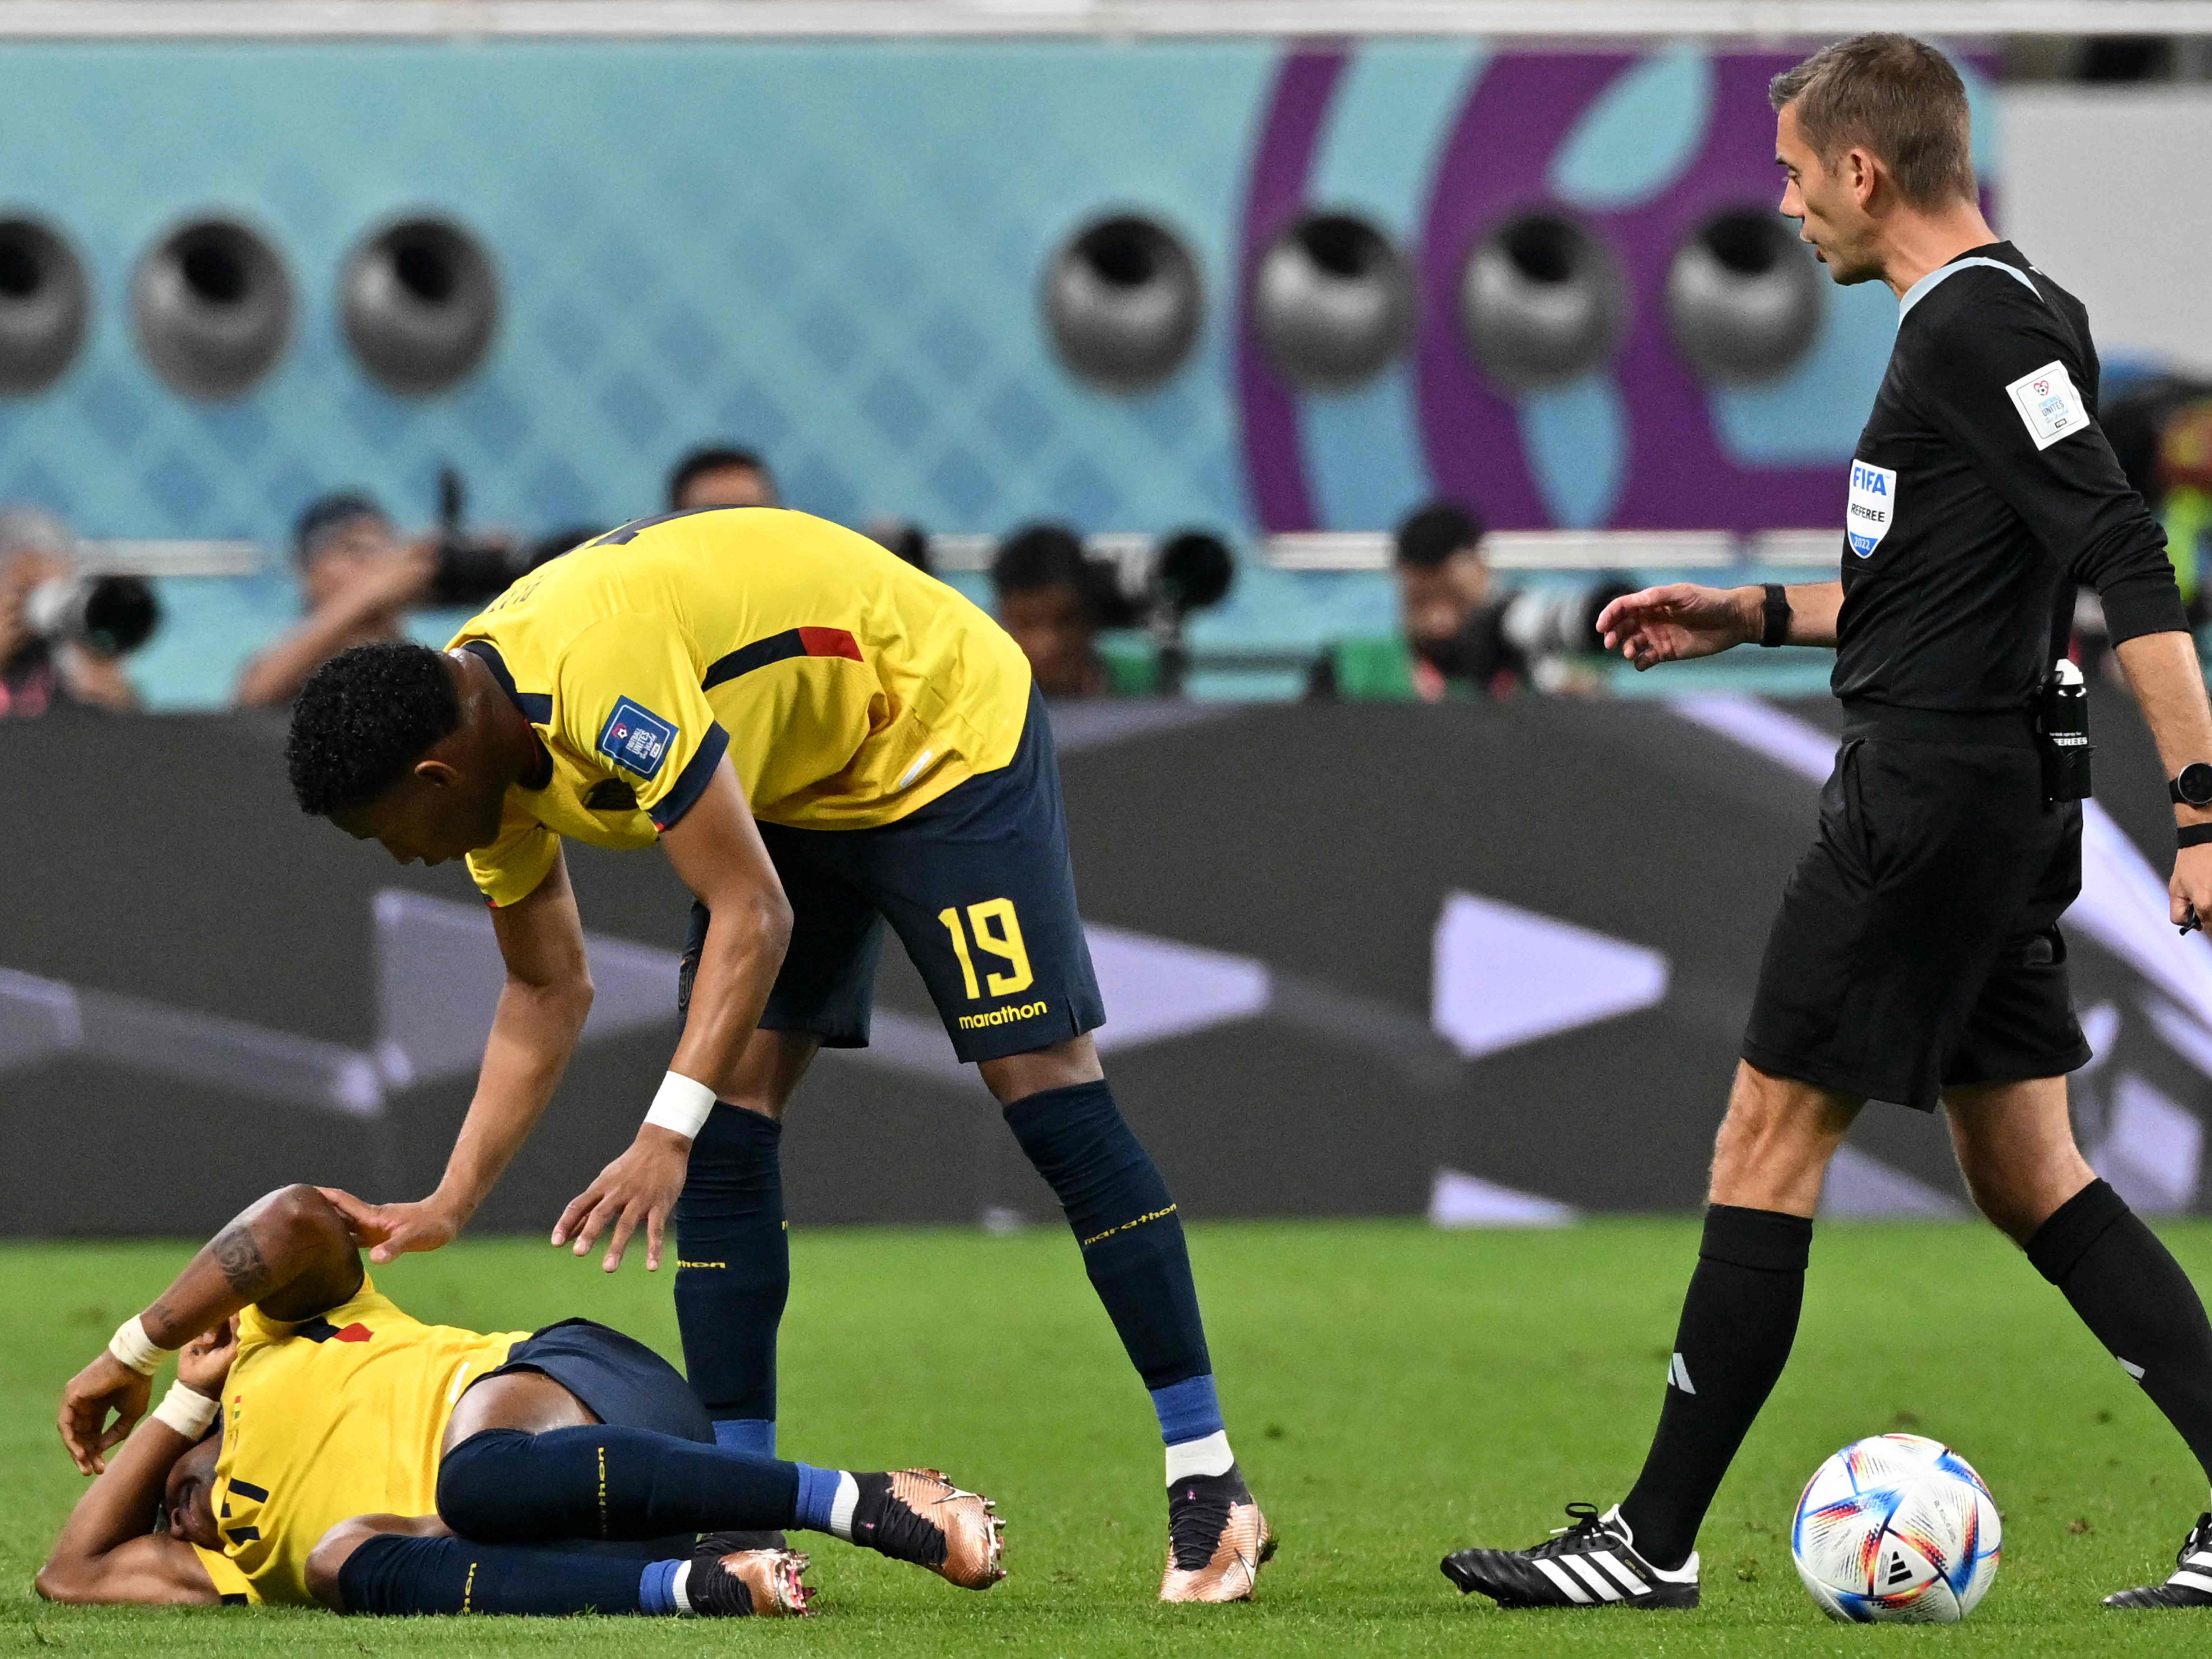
[[1617, 1204, 1812, 1572], [2027, 1178, 2212, 1486]]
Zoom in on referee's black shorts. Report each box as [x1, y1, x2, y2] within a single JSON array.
[[1742, 705, 2092, 1112]]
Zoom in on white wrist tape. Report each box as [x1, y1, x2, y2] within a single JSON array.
[[151, 1381, 220, 1440], [108, 1315, 165, 1377], [643, 1071, 717, 1140]]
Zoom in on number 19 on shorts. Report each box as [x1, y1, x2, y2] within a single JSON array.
[[938, 899, 1034, 998]]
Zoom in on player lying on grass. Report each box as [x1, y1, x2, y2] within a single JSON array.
[[39, 1184, 1002, 1616]]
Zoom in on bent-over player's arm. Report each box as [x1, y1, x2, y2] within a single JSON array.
[[414, 848, 595, 1244], [320, 848, 594, 1263], [657, 759, 793, 1098], [57, 1185, 363, 1474], [38, 1329, 236, 1606], [552, 757, 791, 1272]]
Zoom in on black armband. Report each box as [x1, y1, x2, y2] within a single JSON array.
[[2178, 824, 2212, 850], [1760, 584, 1791, 649]]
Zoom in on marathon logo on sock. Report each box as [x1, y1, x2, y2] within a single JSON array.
[[1846, 460, 1897, 558], [596, 697, 677, 781], [957, 999, 1049, 1031], [2006, 359, 2090, 451]]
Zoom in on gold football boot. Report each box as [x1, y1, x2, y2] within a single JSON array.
[[849, 1468, 1007, 1589], [1160, 1464, 1275, 1602], [688, 1545, 813, 1616]]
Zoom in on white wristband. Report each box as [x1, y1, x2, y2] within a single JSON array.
[[108, 1315, 165, 1377], [150, 1381, 220, 1440], [643, 1072, 717, 1141]]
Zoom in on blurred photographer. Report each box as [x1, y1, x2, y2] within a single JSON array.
[[668, 445, 779, 511], [235, 493, 433, 710], [0, 508, 149, 719], [1313, 500, 1622, 701], [992, 524, 1112, 697]]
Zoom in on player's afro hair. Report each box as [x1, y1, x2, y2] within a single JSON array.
[[287, 642, 461, 817]]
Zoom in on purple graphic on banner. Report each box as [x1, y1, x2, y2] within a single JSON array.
[[1235, 45, 1349, 534], [1413, 53, 1624, 529], [1238, 47, 1884, 534], [1417, 51, 1846, 531]]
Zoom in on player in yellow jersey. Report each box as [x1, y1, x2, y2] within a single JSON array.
[[279, 507, 1268, 1601], [40, 1183, 1002, 1615]]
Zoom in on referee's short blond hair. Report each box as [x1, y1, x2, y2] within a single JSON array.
[[1770, 33, 1978, 209]]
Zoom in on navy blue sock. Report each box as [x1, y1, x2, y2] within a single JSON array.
[[1003, 1080, 1220, 1446], [336, 1532, 658, 1615], [674, 1103, 788, 1454], [437, 1425, 823, 1543]]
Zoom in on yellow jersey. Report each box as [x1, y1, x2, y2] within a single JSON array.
[[447, 508, 1033, 907], [190, 1277, 528, 1606]]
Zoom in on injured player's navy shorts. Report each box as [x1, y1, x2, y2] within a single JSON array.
[[679, 683, 1106, 1065], [487, 1319, 714, 1443]]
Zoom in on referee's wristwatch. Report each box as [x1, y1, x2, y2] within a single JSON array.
[[2171, 763, 2212, 808]]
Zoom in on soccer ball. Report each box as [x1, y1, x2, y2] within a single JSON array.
[[1790, 1433, 2001, 1622]]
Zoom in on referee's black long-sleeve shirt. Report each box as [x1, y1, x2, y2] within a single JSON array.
[[1833, 240, 2187, 713]]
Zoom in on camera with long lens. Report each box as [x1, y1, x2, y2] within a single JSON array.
[[24, 572, 162, 658], [428, 465, 534, 606], [1421, 575, 1634, 693], [1078, 529, 1236, 695]]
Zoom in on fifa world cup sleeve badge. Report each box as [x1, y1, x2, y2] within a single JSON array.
[[596, 697, 678, 781]]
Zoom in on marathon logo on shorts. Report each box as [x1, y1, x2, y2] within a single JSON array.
[[2006, 359, 2091, 451], [596, 697, 676, 781], [958, 999, 1049, 1031], [1846, 460, 1897, 558]]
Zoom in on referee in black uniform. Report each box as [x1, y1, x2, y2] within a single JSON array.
[[1442, 34, 2212, 1613]]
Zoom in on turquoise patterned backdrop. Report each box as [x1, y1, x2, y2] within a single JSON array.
[[0, 39, 1978, 705]]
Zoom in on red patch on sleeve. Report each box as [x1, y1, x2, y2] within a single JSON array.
[[334, 1322, 373, 1343], [796, 626, 862, 662]]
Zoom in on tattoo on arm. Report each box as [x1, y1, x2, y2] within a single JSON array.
[[209, 1225, 275, 1297]]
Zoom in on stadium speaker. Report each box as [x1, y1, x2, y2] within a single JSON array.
[[132, 218, 291, 399], [1458, 212, 1627, 392], [342, 217, 500, 394], [1043, 213, 1202, 392], [0, 217, 89, 394], [1252, 211, 1413, 391], [1667, 209, 1824, 383]]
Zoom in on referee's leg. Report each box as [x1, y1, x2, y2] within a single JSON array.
[[1611, 1062, 1861, 1570], [1948, 1076, 2212, 1486]]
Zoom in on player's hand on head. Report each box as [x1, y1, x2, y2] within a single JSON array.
[[177, 1318, 238, 1395], [57, 1352, 152, 1477], [552, 1127, 691, 1274], [316, 1187, 460, 1264]]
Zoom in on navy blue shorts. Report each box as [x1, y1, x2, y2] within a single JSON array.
[[679, 686, 1104, 1064], [486, 1319, 714, 1443]]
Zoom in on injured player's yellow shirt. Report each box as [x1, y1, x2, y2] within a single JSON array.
[[190, 1277, 528, 1606], [447, 507, 1034, 906]]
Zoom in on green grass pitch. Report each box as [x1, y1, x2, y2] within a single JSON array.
[[4, 1217, 2211, 1655]]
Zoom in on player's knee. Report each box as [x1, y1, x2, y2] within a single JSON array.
[[306, 1518, 386, 1610], [1709, 1067, 1855, 1208], [434, 1428, 531, 1538]]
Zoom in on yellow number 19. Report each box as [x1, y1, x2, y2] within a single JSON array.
[[937, 898, 1034, 999]]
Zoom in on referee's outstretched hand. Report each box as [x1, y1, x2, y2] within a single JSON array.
[[1599, 584, 1757, 671]]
